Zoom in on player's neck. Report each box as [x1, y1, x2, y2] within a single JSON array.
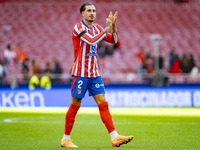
[[83, 19, 93, 28]]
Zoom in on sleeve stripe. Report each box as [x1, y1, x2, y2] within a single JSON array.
[[74, 24, 80, 35], [113, 33, 118, 43], [73, 32, 77, 36], [81, 33, 106, 46]]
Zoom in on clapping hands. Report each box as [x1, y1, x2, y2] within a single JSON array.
[[105, 11, 118, 33]]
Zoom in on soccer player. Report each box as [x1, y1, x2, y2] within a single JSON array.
[[61, 3, 133, 148]]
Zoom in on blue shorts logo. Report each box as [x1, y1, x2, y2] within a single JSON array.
[[95, 83, 100, 88]]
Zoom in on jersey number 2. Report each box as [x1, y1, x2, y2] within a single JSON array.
[[78, 80, 83, 89]]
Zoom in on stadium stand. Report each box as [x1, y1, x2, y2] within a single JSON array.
[[0, 0, 200, 84]]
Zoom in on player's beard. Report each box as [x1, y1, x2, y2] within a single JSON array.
[[85, 18, 94, 23], [88, 16, 95, 22]]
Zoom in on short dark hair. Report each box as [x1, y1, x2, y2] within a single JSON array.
[[80, 3, 93, 13]]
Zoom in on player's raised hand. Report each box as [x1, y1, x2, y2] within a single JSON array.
[[112, 12, 118, 26], [104, 11, 113, 33], [112, 11, 118, 33]]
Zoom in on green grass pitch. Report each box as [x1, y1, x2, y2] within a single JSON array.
[[0, 107, 200, 150]]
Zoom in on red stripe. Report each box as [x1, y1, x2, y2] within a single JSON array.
[[72, 76, 77, 94], [82, 31, 105, 43], [95, 59, 98, 77], [90, 56, 94, 77], [77, 42, 83, 77]]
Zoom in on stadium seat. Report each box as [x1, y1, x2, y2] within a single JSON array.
[[0, 0, 199, 83]]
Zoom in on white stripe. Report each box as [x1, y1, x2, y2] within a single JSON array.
[[73, 32, 77, 36], [74, 24, 80, 35], [88, 55, 92, 77], [94, 56, 98, 77], [81, 33, 106, 46], [81, 23, 85, 30], [96, 57, 100, 76], [113, 33, 118, 43], [92, 29, 96, 77], [93, 28, 100, 77], [93, 56, 96, 77], [81, 43, 86, 77], [92, 27, 95, 35], [94, 26, 100, 33], [81, 24, 105, 46], [74, 58, 78, 76]]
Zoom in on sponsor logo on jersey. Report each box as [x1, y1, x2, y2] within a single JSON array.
[[86, 53, 98, 56]]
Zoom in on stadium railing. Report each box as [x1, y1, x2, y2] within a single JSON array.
[[1, 72, 200, 88]]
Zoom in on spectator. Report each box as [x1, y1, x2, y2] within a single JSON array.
[[52, 59, 63, 81], [53, 59, 62, 74], [168, 54, 182, 74], [136, 46, 145, 76], [188, 53, 196, 72], [15, 42, 27, 65], [180, 54, 190, 73], [44, 62, 53, 73], [28, 75, 40, 90], [155, 53, 164, 70], [143, 53, 154, 74], [0, 59, 6, 87], [188, 53, 199, 78], [3, 44, 17, 66], [32, 59, 41, 74], [22, 58, 30, 82], [169, 47, 177, 68], [40, 71, 52, 90]]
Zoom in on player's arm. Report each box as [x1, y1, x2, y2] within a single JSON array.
[[73, 24, 107, 46], [72, 12, 113, 46], [80, 30, 106, 46]]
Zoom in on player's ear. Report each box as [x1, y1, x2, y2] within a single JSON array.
[[81, 11, 84, 17]]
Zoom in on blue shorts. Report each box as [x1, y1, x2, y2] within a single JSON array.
[[71, 76, 105, 98]]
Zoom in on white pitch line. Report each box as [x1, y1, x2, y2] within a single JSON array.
[[0, 107, 200, 116], [2, 116, 200, 125]]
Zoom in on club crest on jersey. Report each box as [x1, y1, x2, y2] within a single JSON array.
[[87, 45, 98, 56], [77, 89, 82, 94], [91, 45, 97, 53]]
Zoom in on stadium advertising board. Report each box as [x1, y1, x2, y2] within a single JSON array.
[[0, 87, 200, 107]]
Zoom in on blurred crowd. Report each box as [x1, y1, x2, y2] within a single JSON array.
[[136, 46, 198, 76], [0, 42, 63, 88], [0, 41, 199, 88]]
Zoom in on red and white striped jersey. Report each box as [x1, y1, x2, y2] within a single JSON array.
[[71, 20, 118, 78]]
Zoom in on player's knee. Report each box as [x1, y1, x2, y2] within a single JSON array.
[[72, 97, 82, 105]]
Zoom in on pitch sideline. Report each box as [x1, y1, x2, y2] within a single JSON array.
[[0, 107, 200, 116]]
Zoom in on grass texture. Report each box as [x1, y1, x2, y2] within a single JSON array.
[[0, 107, 200, 150]]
